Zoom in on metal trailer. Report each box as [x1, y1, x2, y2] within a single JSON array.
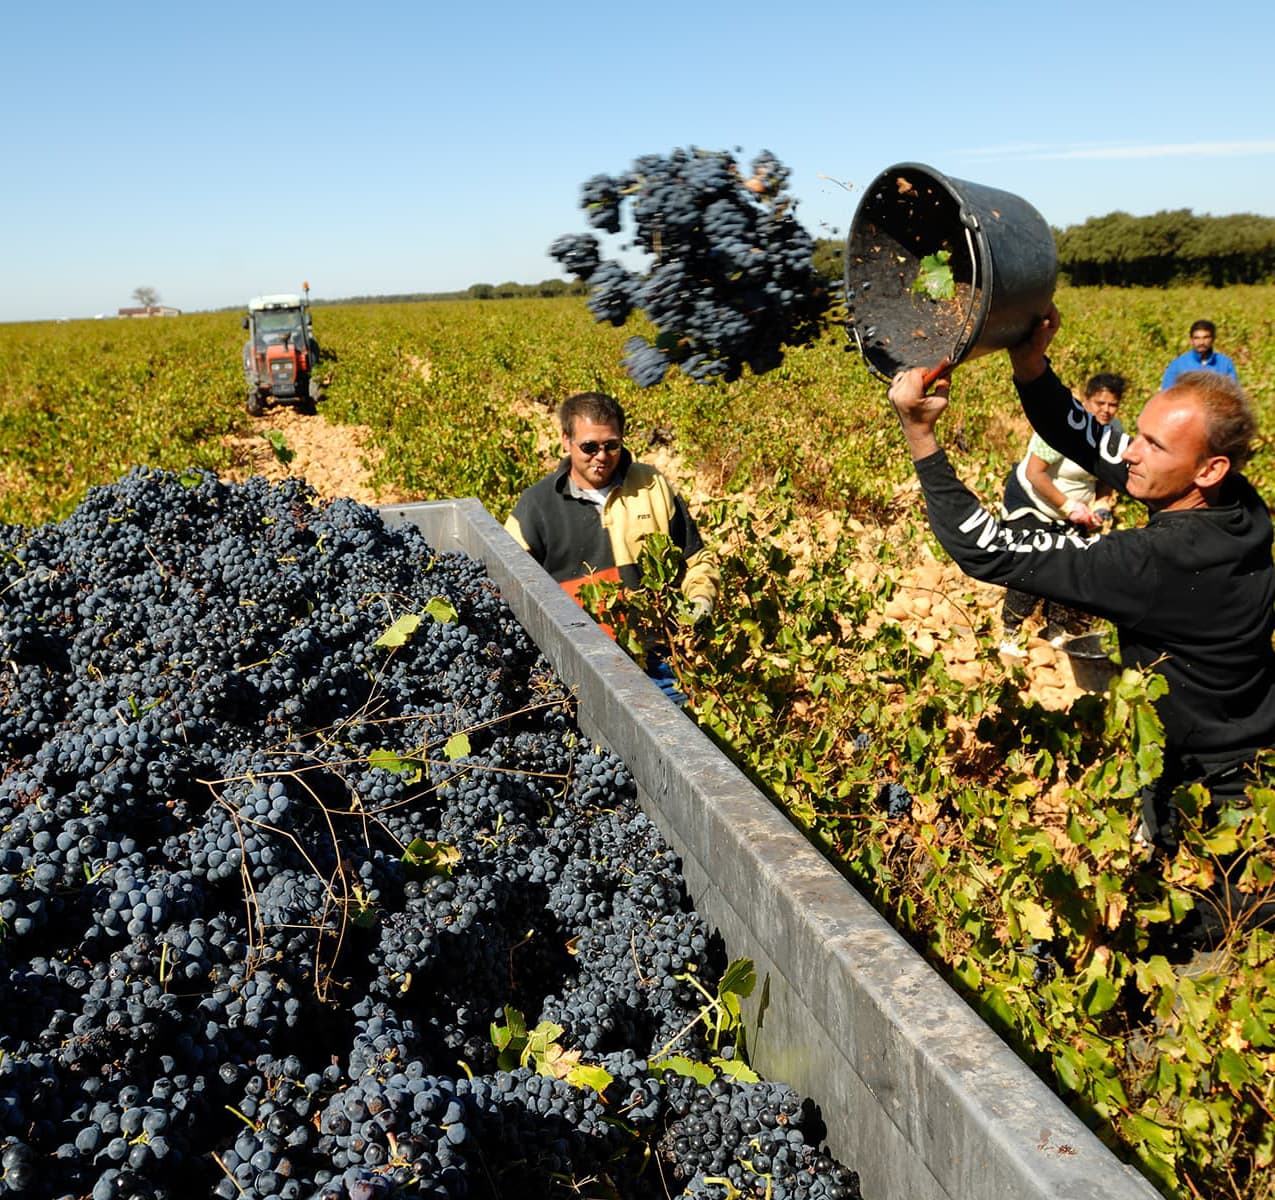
[[379, 498, 1162, 1200]]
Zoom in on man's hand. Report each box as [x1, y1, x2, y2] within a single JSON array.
[[687, 596, 713, 628], [888, 367, 951, 461], [1009, 303, 1061, 383]]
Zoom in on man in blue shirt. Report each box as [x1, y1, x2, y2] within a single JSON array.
[[1161, 319, 1239, 389]]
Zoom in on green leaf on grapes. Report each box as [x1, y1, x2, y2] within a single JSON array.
[[425, 597, 458, 623], [375, 613, 422, 648], [444, 732, 471, 761], [178, 470, 202, 489], [911, 250, 956, 300], [566, 1063, 614, 1094], [651, 1055, 715, 1085], [368, 749, 423, 783], [713, 1056, 761, 1083], [719, 958, 757, 999], [349, 885, 377, 928], [490, 1006, 527, 1069], [402, 838, 460, 878]]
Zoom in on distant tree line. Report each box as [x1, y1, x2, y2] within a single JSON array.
[[813, 212, 1275, 290], [316, 279, 589, 307], [317, 211, 1275, 309], [1054, 210, 1275, 287]]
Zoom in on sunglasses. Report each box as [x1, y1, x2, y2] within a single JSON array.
[[573, 438, 622, 456]]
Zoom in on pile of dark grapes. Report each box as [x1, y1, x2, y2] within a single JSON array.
[[549, 147, 830, 386], [0, 468, 861, 1199]]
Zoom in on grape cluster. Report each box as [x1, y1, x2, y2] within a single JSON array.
[[875, 781, 913, 820], [661, 1075, 861, 1199], [549, 147, 829, 386], [0, 468, 860, 1199]]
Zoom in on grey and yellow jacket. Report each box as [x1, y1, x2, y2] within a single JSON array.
[[503, 452, 719, 608]]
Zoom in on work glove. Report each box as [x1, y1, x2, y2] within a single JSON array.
[[688, 596, 713, 628], [646, 659, 689, 707]]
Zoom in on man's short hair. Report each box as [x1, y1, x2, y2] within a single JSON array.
[[559, 392, 626, 437], [1171, 370, 1257, 470], [1084, 372, 1126, 399], [1189, 319, 1217, 336]]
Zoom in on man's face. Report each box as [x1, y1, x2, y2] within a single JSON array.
[[562, 418, 623, 490], [1190, 327, 1215, 356], [1121, 391, 1217, 509]]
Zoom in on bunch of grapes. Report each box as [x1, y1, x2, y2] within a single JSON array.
[[549, 147, 830, 386], [0, 469, 862, 1199]]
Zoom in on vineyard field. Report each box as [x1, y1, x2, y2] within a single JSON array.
[[4, 286, 1274, 529], [3, 286, 1275, 1200]]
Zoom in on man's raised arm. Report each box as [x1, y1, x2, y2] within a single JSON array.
[[1010, 306, 1129, 495]]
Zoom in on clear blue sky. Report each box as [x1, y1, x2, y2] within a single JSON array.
[[4, 0, 1274, 323]]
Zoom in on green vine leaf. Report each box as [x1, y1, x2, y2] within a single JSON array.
[[375, 613, 421, 648], [368, 749, 423, 782], [443, 732, 471, 761], [402, 837, 460, 878], [263, 429, 296, 466], [650, 1055, 715, 1085], [911, 250, 956, 300], [424, 596, 458, 623], [565, 1063, 614, 1094], [714, 1056, 761, 1083]]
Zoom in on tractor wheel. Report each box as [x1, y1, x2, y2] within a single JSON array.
[[246, 390, 266, 417]]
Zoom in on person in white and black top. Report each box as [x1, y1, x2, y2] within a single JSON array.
[[888, 305, 1275, 947], [999, 372, 1125, 651]]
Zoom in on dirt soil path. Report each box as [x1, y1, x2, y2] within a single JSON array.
[[221, 405, 411, 507], [221, 409, 1087, 710]]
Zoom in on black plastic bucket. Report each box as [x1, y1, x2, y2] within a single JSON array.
[[844, 162, 1058, 381], [1061, 633, 1118, 693]]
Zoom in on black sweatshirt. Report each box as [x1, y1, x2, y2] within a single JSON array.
[[912, 364, 1275, 767]]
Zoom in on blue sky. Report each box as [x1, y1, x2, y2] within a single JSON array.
[[3, 0, 1273, 323]]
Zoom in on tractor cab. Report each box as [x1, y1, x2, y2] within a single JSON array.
[[242, 284, 322, 416]]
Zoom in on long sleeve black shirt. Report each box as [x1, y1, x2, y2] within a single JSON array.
[[913, 365, 1275, 767]]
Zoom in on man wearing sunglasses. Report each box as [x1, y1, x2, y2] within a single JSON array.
[[504, 392, 719, 700]]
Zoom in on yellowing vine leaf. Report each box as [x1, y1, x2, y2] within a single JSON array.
[[402, 837, 460, 878], [537, 1041, 583, 1079], [443, 733, 471, 761], [375, 613, 421, 648]]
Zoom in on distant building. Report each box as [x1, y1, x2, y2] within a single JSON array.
[[118, 305, 181, 318]]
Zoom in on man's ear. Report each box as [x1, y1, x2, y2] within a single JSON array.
[[1195, 454, 1231, 491], [560, 429, 572, 454]]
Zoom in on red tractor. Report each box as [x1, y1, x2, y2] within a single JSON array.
[[242, 283, 322, 416]]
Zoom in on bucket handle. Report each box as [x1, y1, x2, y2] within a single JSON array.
[[916, 225, 982, 385], [950, 224, 981, 362]]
